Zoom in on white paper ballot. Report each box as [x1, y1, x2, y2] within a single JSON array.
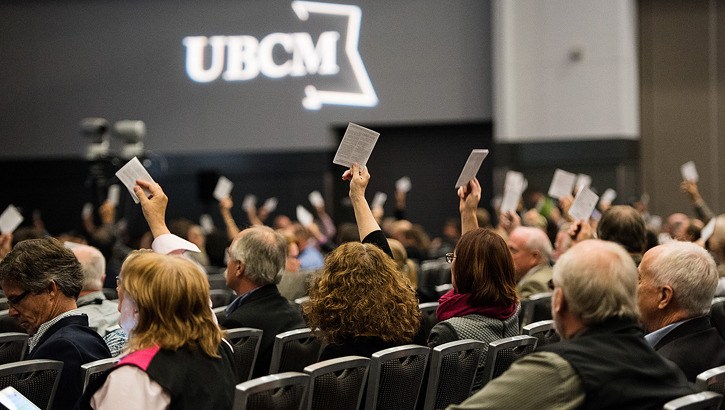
[[575, 174, 592, 192], [396, 176, 412, 193], [242, 195, 257, 211], [332, 123, 380, 168], [548, 169, 577, 199], [680, 161, 699, 183], [568, 187, 600, 221], [308, 191, 324, 208], [261, 197, 278, 213], [213, 176, 233, 201], [600, 188, 617, 206], [371, 192, 388, 209], [82, 203, 94, 219], [0, 385, 40, 410], [649, 215, 663, 232], [199, 214, 215, 234], [0, 205, 23, 234], [114, 157, 155, 204], [701, 217, 717, 243], [296, 205, 314, 227], [106, 184, 121, 206], [500, 171, 526, 213], [454, 149, 489, 188]]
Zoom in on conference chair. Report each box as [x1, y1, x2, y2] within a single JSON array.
[[365, 344, 430, 410], [422, 339, 485, 410], [663, 391, 723, 410], [710, 298, 725, 341], [697, 365, 725, 396], [521, 319, 560, 349], [224, 327, 264, 383], [0, 359, 64, 410], [294, 297, 309, 316], [417, 258, 451, 303], [207, 273, 227, 291], [269, 328, 322, 374], [233, 372, 309, 410], [81, 357, 119, 392], [302, 356, 369, 410], [0, 298, 8, 311], [519, 292, 553, 329], [418, 302, 440, 337], [214, 306, 228, 324], [0, 332, 28, 365], [480, 335, 537, 388]]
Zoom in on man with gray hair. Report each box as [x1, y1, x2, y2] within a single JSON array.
[[638, 240, 725, 381], [507, 226, 553, 298], [222, 225, 305, 378], [72, 244, 119, 336], [451, 240, 695, 409]]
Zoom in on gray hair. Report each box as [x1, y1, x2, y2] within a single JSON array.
[[0, 238, 83, 298], [73, 245, 106, 291], [647, 241, 718, 316], [514, 226, 553, 264], [230, 226, 287, 286], [553, 239, 639, 326]]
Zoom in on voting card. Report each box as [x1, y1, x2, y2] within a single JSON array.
[[114, 157, 155, 204], [296, 205, 314, 227], [396, 176, 412, 193], [213, 176, 233, 201], [680, 161, 698, 183], [106, 184, 121, 206], [575, 174, 592, 192], [548, 169, 576, 199], [701, 217, 717, 243], [333, 123, 380, 168], [0, 205, 23, 234], [600, 188, 617, 206], [454, 149, 489, 188], [308, 191, 324, 208], [568, 187, 600, 221], [262, 197, 278, 213], [82, 203, 94, 219], [371, 192, 387, 209], [500, 171, 526, 213], [199, 214, 214, 234], [242, 195, 257, 211]]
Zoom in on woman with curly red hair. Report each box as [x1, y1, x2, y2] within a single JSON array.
[[304, 163, 421, 359]]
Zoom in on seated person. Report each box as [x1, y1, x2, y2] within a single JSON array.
[[0, 238, 111, 410], [304, 163, 422, 360], [81, 251, 236, 409], [72, 244, 120, 336]]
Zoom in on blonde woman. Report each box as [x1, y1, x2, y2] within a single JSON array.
[[80, 251, 236, 409]]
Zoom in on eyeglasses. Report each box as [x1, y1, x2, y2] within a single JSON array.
[[6, 290, 31, 308], [445, 253, 456, 264]]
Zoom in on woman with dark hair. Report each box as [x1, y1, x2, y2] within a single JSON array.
[[304, 163, 421, 360], [427, 178, 520, 391]]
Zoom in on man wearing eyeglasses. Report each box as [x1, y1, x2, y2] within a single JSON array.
[[0, 238, 111, 410]]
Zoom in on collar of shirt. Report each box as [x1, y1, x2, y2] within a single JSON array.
[[28, 310, 85, 352], [225, 286, 262, 315], [77, 291, 107, 307], [518, 263, 549, 285], [644, 318, 689, 347]]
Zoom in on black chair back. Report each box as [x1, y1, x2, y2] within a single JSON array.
[[0, 332, 28, 365], [422, 339, 485, 410], [0, 359, 64, 410], [365, 344, 430, 410], [697, 364, 725, 396], [269, 328, 321, 374], [303, 356, 369, 410], [81, 357, 119, 392], [225, 327, 263, 383], [663, 391, 723, 410], [521, 320, 560, 349], [210, 289, 234, 308], [480, 335, 537, 388], [518, 292, 552, 329], [233, 372, 309, 410]]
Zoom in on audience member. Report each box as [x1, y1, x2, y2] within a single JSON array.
[[451, 240, 696, 409], [72, 244, 120, 336], [551, 222, 572, 262], [388, 238, 418, 288], [81, 251, 235, 409], [276, 229, 311, 301], [680, 179, 715, 223], [427, 177, 519, 392], [0, 238, 111, 410], [507, 226, 554, 298], [294, 223, 325, 271], [305, 163, 421, 360], [222, 225, 305, 378], [638, 240, 725, 381]]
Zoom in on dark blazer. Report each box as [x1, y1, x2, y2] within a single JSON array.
[[654, 316, 725, 382], [221, 285, 306, 378], [28, 315, 111, 410]]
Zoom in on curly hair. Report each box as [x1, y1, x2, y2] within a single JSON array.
[[119, 251, 223, 358], [303, 242, 420, 345]]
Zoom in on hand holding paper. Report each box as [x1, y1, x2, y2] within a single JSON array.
[[296, 205, 314, 227], [371, 192, 387, 209], [115, 157, 155, 203], [242, 195, 257, 212], [455, 149, 489, 188], [308, 191, 324, 208], [568, 187, 600, 222], [343, 163, 370, 200], [0, 205, 23, 234], [107, 184, 121, 206], [261, 197, 278, 213], [396, 176, 412, 193], [680, 161, 699, 183], [134, 179, 170, 238], [213, 176, 234, 201], [333, 123, 380, 168]]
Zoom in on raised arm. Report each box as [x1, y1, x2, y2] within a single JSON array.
[[459, 178, 482, 234], [134, 179, 170, 238], [218, 197, 241, 240], [343, 163, 380, 239]]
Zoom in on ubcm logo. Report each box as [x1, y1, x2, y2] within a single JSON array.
[[182, 1, 378, 110]]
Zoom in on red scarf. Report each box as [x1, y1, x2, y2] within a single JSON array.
[[436, 289, 517, 322]]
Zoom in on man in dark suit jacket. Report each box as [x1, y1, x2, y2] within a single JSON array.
[[222, 226, 306, 378], [638, 240, 725, 381], [0, 238, 111, 409]]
